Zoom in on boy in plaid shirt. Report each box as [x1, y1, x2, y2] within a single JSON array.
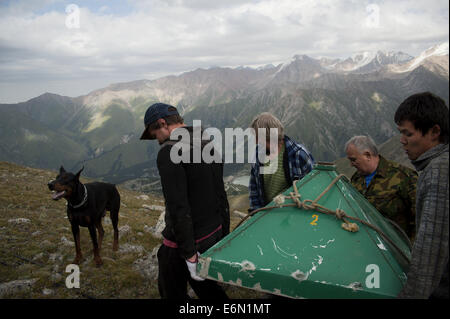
[[249, 113, 315, 212]]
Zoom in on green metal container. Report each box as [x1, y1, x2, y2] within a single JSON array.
[[198, 163, 411, 298]]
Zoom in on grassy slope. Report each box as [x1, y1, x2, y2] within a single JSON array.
[[0, 161, 257, 299]]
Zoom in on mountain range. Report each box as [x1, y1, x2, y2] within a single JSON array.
[[0, 42, 448, 186]]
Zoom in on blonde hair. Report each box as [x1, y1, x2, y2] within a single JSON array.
[[250, 112, 284, 142]]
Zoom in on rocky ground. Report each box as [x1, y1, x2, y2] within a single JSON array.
[[0, 161, 259, 299]]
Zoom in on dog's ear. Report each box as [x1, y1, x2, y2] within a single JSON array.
[[59, 166, 66, 174], [75, 166, 84, 179]]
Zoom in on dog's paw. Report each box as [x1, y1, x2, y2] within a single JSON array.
[[94, 257, 103, 267], [72, 256, 83, 265]]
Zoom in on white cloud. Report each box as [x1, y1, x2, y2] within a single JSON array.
[[0, 0, 448, 103]]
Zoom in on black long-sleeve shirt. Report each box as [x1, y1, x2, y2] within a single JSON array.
[[157, 126, 230, 259]]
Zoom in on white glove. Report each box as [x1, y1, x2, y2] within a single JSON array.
[[186, 253, 205, 281]]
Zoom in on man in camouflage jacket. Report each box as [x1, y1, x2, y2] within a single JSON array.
[[345, 136, 418, 240]]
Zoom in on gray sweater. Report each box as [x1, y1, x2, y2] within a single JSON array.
[[399, 143, 449, 298]]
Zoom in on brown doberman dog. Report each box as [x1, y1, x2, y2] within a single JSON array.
[[48, 166, 120, 266]]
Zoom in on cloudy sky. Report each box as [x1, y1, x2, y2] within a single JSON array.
[[0, 0, 448, 103]]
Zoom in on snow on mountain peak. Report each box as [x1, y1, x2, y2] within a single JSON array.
[[334, 51, 376, 71], [383, 51, 414, 63], [401, 42, 449, 72], [274, 54, 311, 74], [429, 42, 449, 56], [352, 51, 375, 60], [265, 42, 446, 75]]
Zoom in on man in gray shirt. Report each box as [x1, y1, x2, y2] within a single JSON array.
[[394, 92, 449, 299]]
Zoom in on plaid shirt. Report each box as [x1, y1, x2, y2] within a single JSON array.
[[249, 135, 315, 211]]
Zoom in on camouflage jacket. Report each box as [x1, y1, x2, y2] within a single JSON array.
[[351, 155, 418, 240]]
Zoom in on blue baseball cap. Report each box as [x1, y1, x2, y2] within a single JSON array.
[[140, 103, 180, 140]]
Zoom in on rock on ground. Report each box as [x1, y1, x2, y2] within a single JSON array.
[[119, 225, 131, 236], [142, 204, 165, 212], [8, 218, 31, 224], [133, 247, 159, 280], [119, 243, 145, 254], [144, 211, 166, 239], [42, 288, 54, 296], [0, 278, 39, 297], [61, 236, 75, 247]]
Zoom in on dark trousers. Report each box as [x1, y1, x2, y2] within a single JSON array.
[[157, 229, 228, 300]]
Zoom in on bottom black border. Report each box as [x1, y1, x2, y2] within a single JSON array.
[[1, 298, 448, 318]]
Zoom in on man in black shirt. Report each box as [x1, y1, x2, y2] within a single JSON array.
[[140, 102, 229, 299]]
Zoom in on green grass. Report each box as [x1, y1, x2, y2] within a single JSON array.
[[0, 161, 260, 299]]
